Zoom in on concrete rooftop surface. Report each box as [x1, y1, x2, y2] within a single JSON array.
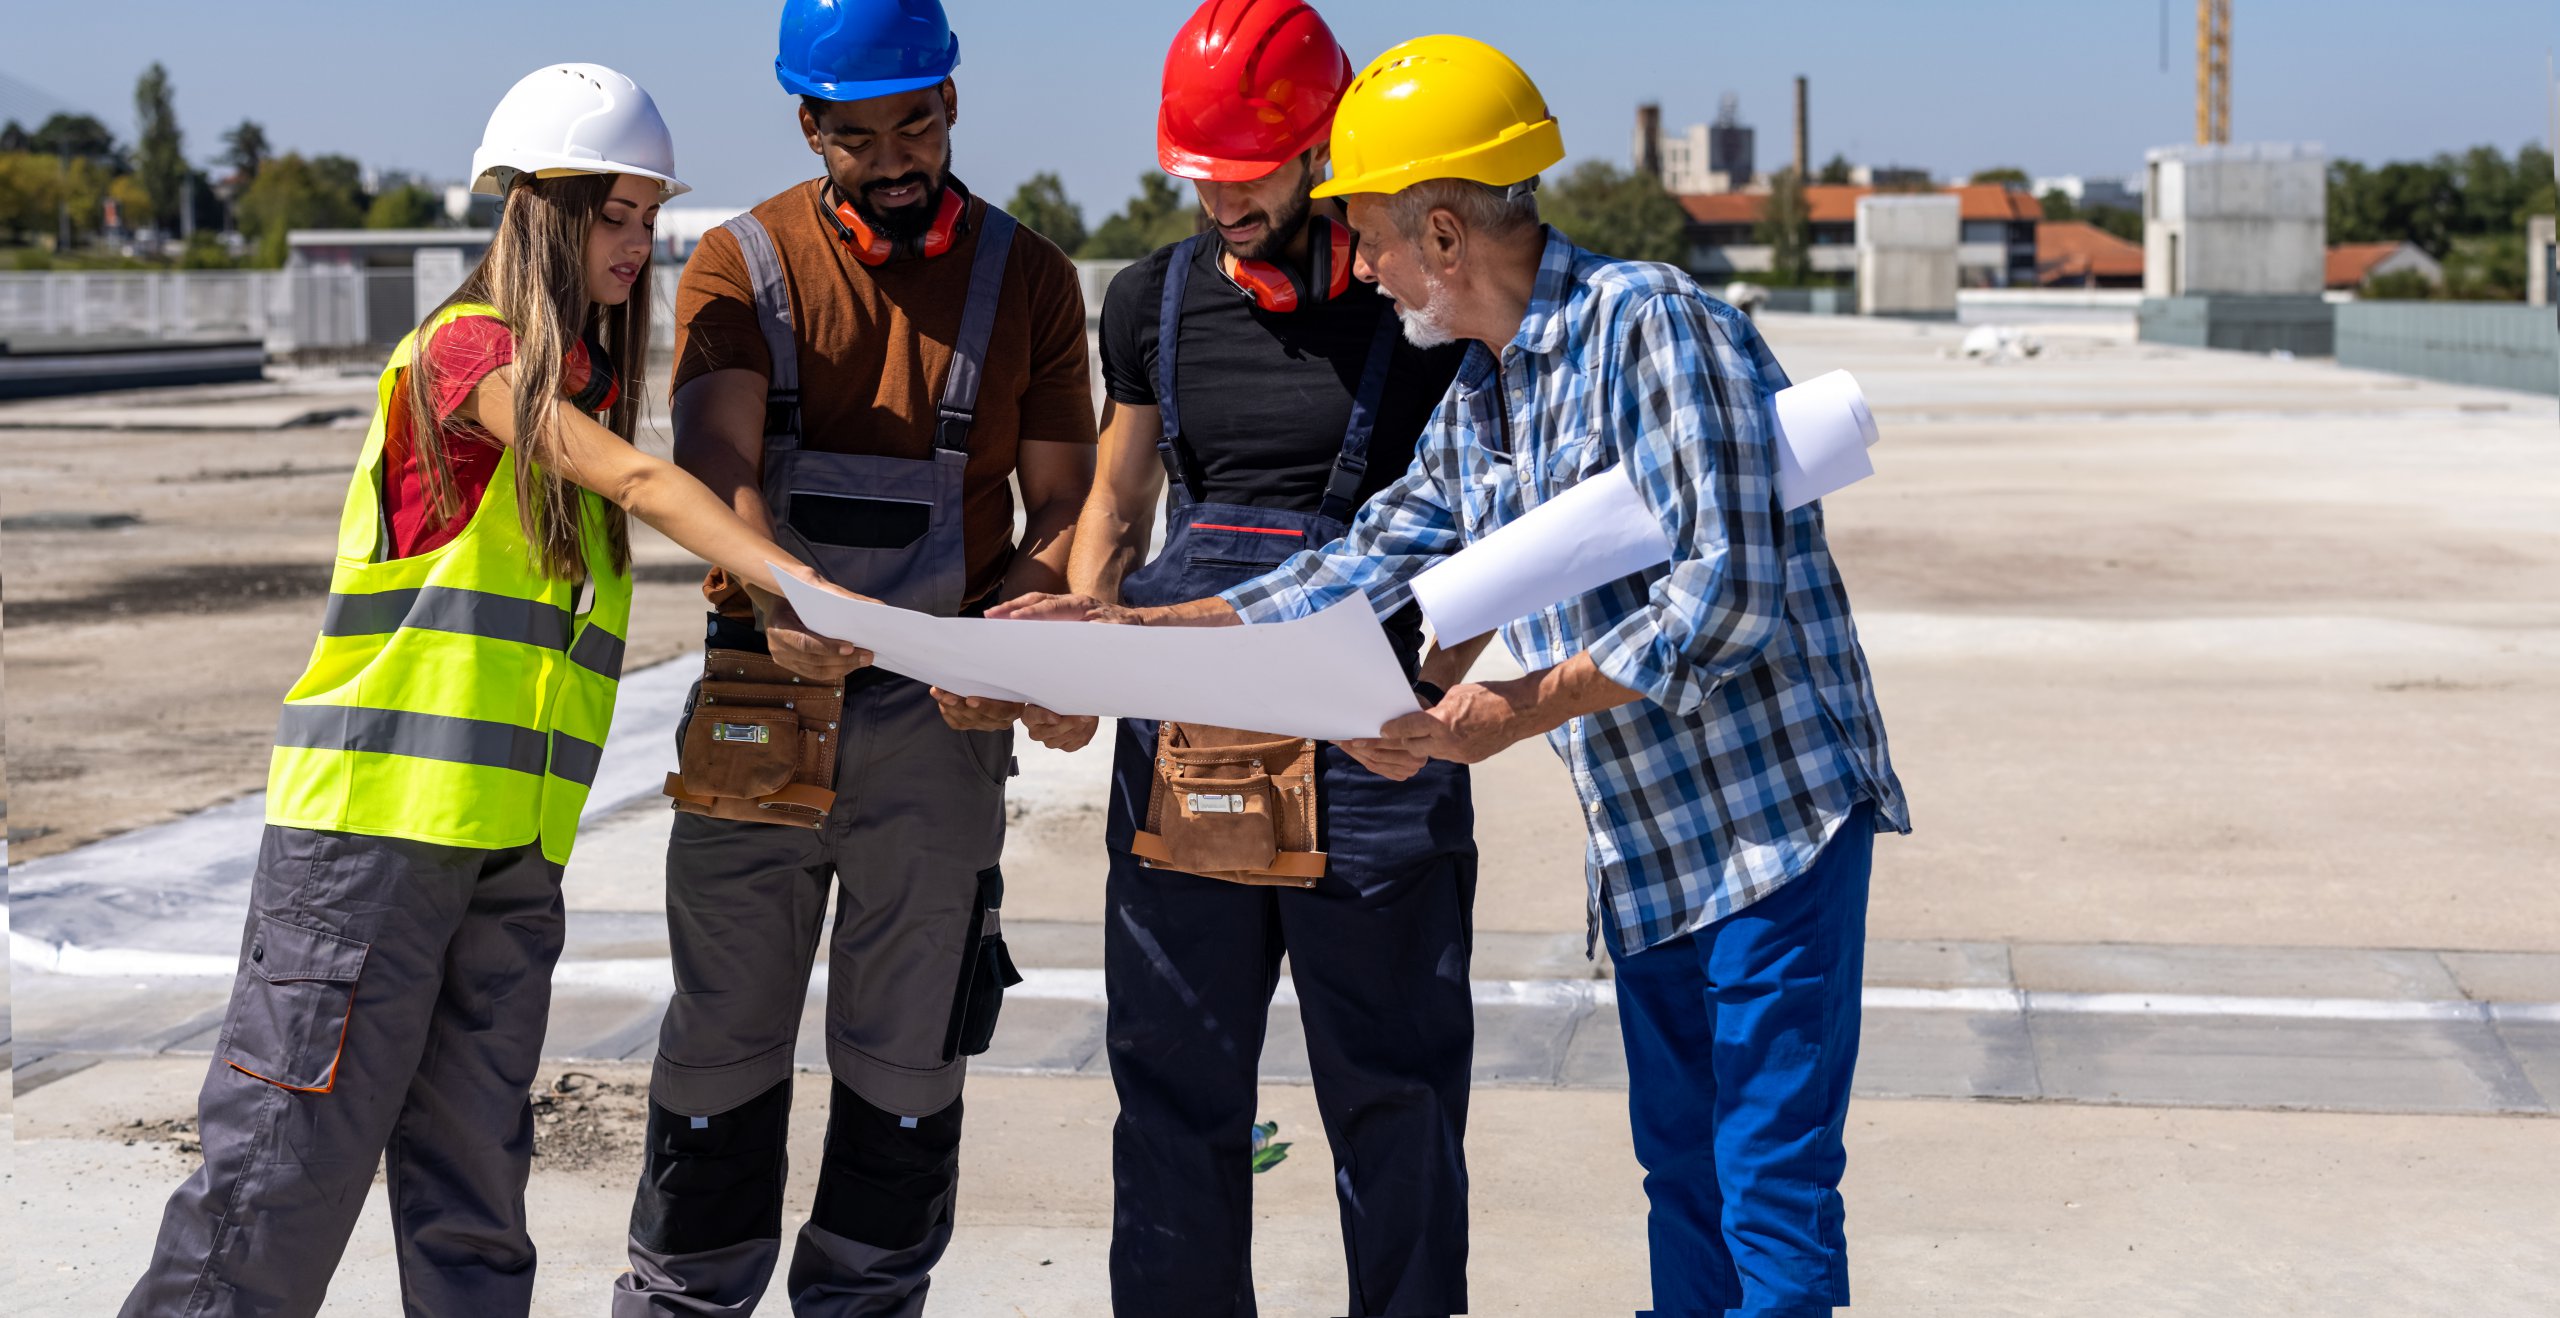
[[6, 311, 2557, 1314]]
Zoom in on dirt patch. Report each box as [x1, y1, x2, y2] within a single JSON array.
[[4, 561, 334, 626], [157, 464, 345, 484], [2, 511, 142, 532], [110, 1115, 202, 1156], [102, 1071, 649, 1174], [530, 1069, 652, 1174]]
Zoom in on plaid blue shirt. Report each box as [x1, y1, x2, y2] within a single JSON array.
[[1221, 229, 1908, 956]]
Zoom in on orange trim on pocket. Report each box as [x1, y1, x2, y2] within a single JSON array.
[[227, 999, 355, 1095]]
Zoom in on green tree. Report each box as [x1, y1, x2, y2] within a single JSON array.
[[29, 112, 120, 163], [1756, 167, 1811, 283], [1005, 171, 1087, 254], [2083, 205, 2143, 243], [2361, 268, 2436, 300], [0, 152, 63, 242], [365, 182, 442, 229], [133, 62, 187, 233], [234, 152, 366, 254], [1079, 173, 1195, 259], [220, 119, 270, 184], [2039, 188, 2080, 222], [1542, 160, 1689, 265], [177, 230, 237, 268], [1969, 166, 2030, 189], [0, 120, 30, 153], [1817, 153, 1853, 185]]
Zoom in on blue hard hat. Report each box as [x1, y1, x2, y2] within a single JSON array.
[[777, 0, 962, 102]]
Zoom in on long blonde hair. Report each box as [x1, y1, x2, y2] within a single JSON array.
[[402, 171, 647, 582]]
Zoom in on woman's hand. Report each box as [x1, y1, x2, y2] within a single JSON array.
[[759, 564, 872, 682]]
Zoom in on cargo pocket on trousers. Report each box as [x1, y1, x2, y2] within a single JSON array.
[[225, 915, 368, 1093], [942, 866, 1022, 1061]]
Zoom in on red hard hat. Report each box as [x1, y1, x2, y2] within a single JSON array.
[[1157, 0, 1354, 182]]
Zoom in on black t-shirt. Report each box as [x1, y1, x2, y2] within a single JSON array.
[[1099, 237, 1466, 514]]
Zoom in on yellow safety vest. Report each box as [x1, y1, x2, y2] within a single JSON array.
[[267, 302, 632, 863]]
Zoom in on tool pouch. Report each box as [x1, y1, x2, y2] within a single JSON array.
[[663, 646, 844, 829], [1130, 722, 1326, 888]]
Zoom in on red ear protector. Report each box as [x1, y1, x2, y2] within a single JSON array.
[[566, 331, 620, 415], [1220, 215, 1354, 314], [827, 184, 966, 266]]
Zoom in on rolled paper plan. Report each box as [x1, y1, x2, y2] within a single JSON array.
[[1774, 368, 1880, 512], [1408, 465, 1671, 644], [1408, 369, 1881, 642]]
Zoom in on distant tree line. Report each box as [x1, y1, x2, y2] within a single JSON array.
[[0, 63, 447, 269], [2330, 143, 2552, 302]]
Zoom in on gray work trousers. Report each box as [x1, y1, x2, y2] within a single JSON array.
[[121, 825, 565, 1318], [616, 674, 1012, 1318]]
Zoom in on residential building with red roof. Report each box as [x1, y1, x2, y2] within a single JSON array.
[[1677, 183, 2045, 287]]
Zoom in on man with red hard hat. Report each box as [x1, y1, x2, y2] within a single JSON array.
[[613, 1, 1098, 1313], [1009, 2, 1482, 1313]]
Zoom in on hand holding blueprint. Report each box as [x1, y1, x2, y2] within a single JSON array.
[[774, 573, 1421, 742], [1408, 369, 1882, 641]]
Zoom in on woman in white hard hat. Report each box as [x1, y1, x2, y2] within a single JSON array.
[[117, 64, 864, 1318]]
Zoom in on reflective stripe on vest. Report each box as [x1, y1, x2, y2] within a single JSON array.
[[265, 301, 633, 863]]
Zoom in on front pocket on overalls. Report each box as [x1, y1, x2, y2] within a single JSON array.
[[225, 915, 368, 1092], [789, 492, 932, 549], [944, 866, 1022, 1060]]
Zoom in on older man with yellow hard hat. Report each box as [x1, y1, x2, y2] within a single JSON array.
[[1001, 33, 1909, 1318]]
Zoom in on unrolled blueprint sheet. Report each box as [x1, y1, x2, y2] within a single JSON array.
[[775, 573, 1421, 742]]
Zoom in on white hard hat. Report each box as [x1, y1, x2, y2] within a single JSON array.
[[470, 63, 690, 199]]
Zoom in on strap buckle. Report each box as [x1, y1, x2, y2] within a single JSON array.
[[934, 404, 976, 452], [763, 392, 801, 441]]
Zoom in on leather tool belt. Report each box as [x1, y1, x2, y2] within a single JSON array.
[[1129, 722, 1327, 887], [663, 572, 844, 829]]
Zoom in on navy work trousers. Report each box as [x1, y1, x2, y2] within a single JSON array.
[[1610, 802, 1875, 1318], [1104, 846, 1477, 1318]]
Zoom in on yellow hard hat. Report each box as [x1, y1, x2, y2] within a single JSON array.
[[1312, 34, 1564, 199]]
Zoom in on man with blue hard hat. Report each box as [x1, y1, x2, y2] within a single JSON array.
[[613, 1, 1099, 1313]]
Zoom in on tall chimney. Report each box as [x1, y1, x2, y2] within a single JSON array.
[[1793, 75, 1809, 180], [1636, 102, 1663, 181]]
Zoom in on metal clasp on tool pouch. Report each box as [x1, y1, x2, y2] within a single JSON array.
[[712, 723, 772, 744], [1187, 792, 1247, 814]]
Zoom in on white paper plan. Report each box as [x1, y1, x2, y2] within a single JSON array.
[[775, 572, 1421, 742]]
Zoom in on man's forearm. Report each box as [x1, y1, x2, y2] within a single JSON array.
[[1000, 492, 1082, 600], [1064, 491, 1149, 603], [1135, 596, 1242, 628], [1487, 651, 1641, 741]]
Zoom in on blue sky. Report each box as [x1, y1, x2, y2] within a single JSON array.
[[10, 0, 2554, 215]]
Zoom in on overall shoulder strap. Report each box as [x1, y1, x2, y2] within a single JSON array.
[[720, 211, 801, 454], [1154, 234, 1212, 506], [1319, 306, 1402, 523], [934, 205, 1017, 453]]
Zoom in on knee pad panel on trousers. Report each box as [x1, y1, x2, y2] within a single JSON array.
[[630, 1077, 793, 1255], [809, 1080, 963, 1251]]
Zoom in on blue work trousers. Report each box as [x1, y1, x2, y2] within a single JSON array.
[[1609, 802, 1874, 1318]]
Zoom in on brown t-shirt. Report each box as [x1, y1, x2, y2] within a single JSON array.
[[673, 180, 1097, 601]]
